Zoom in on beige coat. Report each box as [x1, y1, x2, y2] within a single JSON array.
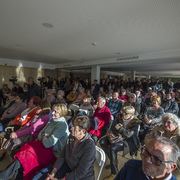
[[144, 125, 180, 148]]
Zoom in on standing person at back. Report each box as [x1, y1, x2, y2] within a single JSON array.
[[27, 77, 40, 103]]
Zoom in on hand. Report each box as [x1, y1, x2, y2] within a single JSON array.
[[10, 132, 17, 139], [145, 118, 152, 125], [41, 134, 46, 141], [45, 172, 55, 180], [7, 120, 14, 126], [93, 104, 97, 109]]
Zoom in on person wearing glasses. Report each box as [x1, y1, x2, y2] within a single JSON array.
[[32, 115, 95, 180], [121, 93, 140, 117], [144, 113, 180, 149], [100, 106, 140, 180], [114, 136, 180, 180]]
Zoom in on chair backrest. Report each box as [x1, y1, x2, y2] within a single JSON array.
[[69, 104, 79, 111], [95, 146, 106, 180]]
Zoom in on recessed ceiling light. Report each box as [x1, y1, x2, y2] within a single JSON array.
[[91, 42, 96, 46], [42, 23, 53, 28]]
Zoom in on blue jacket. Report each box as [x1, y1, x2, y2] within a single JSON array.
[[114, 159, 177, 180]]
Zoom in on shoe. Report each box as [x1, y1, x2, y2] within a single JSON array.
[[105, 164, 111, 170], [104, 174, 116, 180], [0, 149, 6, 161]]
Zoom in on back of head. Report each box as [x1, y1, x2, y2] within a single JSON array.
[[39, 100, 51, 115], [30, 96, 41, 106], [73, 115, 90, 131]]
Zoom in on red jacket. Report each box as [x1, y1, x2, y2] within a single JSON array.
[[15, 141, 56, 180], [92, 105, 111, 126], [119, 94, 129, 102], [13, 107, 37, 126], [88, 105, 111, 137]]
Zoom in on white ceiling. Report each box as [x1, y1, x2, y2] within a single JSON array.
[[0, 0, 180, 77]]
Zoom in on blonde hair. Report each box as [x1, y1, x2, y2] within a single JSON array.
[[151, 95, 161, 105], [123, 106, 135, 114], [53, 103, 68, 117]]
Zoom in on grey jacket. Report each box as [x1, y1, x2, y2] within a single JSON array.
[[53, 132, 95, 180]]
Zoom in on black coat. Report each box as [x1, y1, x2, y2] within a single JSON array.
[[27, 82, 40, 102]]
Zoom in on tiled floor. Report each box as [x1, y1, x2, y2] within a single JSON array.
[[1, 151, 180, 180]]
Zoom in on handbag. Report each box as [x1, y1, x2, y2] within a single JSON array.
[[3, 126, 34, 157], [107, 130, 123, 144]]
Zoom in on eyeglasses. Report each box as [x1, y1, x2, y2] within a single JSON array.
[[141, 148, 174, 166], [123, 112, 130, 115], [163, 121, 174, 124], [129, 96, 134, 99]]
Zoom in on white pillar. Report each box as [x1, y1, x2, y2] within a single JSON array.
[[91, 65, 100, 84], [147, 75, 151, 79], [131, 70, 136, 81]]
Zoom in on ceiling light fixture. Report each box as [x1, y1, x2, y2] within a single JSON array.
[[117, 56, 139, 61], [42, 23, 53, 28]]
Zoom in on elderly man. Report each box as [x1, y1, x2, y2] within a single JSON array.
[[114, 136, 180, 180], [88, 96, 111, 142], [121, 93, 140, 117], [107, 92, 122, 119]]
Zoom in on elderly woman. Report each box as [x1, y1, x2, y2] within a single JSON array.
[[144, 113, 180, 147], [78, 95, 94, 119], [0, 94, 27, 131], [66, 88, 78, 104], [161, 91, 179, 116], [100, 106, 140, 180], [6, 96, 41, 130], [144, 95, 164, 127], [0, 104, 69, 180], [52, 90, 66, 106], [0, 100, 51, 160], [72, 87, 86, 105], [43, 89, 55, 103], [33, 115, 95, 180]]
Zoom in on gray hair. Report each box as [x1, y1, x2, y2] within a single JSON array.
[[98, 96, 106, 104], [129, 93, 136, 99], [79, 87, 85, 92], [135, 91, 141, 95], [46, 89, 54, 94], [162, 113, 180, 127], [58, 90, 65, 97], [152, 136, 180, 163]]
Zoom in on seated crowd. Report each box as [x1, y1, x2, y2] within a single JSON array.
[[0, 76, 180, 180]]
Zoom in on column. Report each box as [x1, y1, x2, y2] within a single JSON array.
[[91, 65, 100, 84], [131, 70, 136, 81]]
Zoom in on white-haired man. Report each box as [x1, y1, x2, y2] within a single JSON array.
[[114, 136, 179, 180], [88, 97, 111, 142]]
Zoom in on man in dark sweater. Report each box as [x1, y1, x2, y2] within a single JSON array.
[[114, 136, 179, 180]]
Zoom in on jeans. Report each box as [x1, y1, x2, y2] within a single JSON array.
[[99, 136, 124, 175]]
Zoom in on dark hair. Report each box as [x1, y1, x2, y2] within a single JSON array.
[[86, 89, 92, 95], [30, 96, 41, 106], [10, 92, 17, 97], [17, 94, 26, 102], [39, 100, 51, 115], [73, 115, 90, 131]]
